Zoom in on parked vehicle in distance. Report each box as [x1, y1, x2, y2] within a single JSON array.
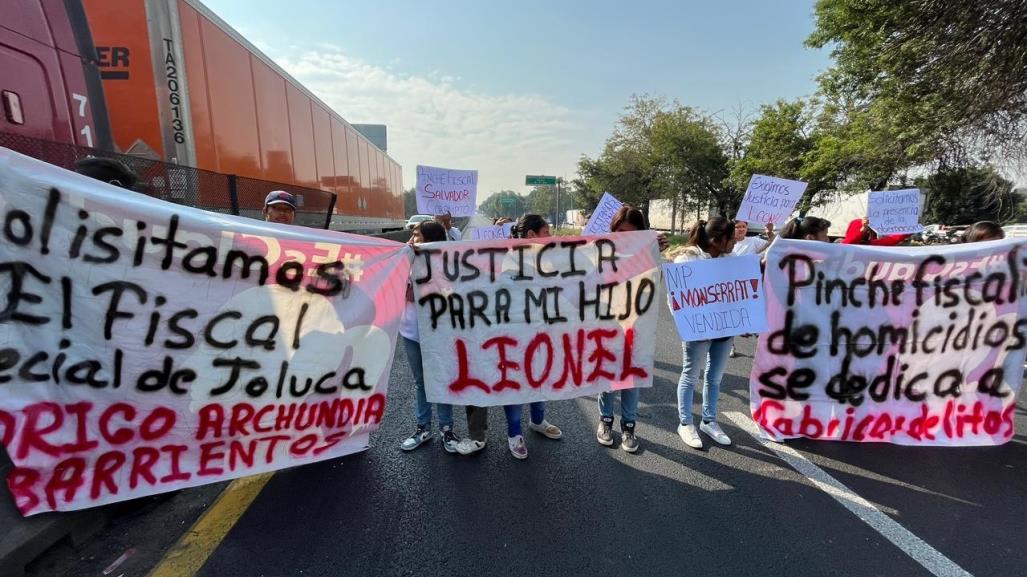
[[406, 214, 433, 229]]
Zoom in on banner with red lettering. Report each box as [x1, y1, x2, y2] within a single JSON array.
[[0, 149, 410, 515], [751, 239, 1027, 445], [412, 231, 661, 405]]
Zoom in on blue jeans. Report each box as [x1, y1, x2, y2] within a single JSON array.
[[677, 338, 732, 426], [503, 402, 545, 437], [598, 389, 639, 424], [403, 337, 453, 429]]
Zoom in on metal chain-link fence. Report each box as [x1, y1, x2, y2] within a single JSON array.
[[0, 131, 337, 229]]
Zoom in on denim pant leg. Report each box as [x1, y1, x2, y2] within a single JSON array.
[[403, 337, 431, 428], [529, 401, 545, 425], [677, 340, 711, 426], [597, 392, 615, 419], [702, 338, 733, 423], [620, 388, 640, 424], [503, 405, 522, 437], [437, 402, 454, 429]]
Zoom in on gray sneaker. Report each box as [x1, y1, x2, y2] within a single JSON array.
[[621, 422, 639, 453], [400, 425, 431, 451], [440, 426, 461, 454], [596, 418, 614, 446]]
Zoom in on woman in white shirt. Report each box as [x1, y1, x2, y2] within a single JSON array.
[[399, 221, 462, 453], [674, 217, 737, 450]]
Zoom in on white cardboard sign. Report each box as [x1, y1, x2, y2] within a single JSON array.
[[868, 188, 923, 234], [735, 174, 808, 225], [416, 165, 478, 217]]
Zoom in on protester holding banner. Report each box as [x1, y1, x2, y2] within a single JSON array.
[[593, 205, 663, 451], [400, 222, 463, 453], [779, 216, 831, 241], [263, 190, 297, 225], [963, 221, 1005, 243], [673, 217, 738, 449], [500, 214, 564, 459], [841, 217, 909, 246]]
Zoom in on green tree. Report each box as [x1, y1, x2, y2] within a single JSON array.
[[526, 185, 555, 220], [917, 166, 1021, 225], [730, 100, 810, 190], [650, 106, 733, 216], [577, 95, 668, 214], [808, 0, 1027, 166], [478, 190, 526, 219]]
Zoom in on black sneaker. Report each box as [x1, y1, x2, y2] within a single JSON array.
[[621, 421, 639, 453], [400, 425, 431, 451], [597, 417, 614, 446], [441, 426, 461, 454]]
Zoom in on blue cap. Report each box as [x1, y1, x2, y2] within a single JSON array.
[[264, 190, 297, 209]]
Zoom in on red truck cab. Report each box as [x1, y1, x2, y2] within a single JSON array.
[[0, 0, 111, 149]]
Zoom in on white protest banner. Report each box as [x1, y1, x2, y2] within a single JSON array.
[[0, 148, 411, 515], [415, 165, 477, 217], [663, 255, 767, 341], [751, 239, 1027, 446], [411, 231, 661, 406], [868, 188, 923, 235], [470, 223, 515, 241], [582, 192, 623, 235], [735, 174, 808, 225]]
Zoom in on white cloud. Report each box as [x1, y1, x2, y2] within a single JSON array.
[[270, 45, 592, 201]]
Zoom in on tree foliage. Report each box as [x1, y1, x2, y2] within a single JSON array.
[[808, 0, 1027, 166], [577, 95, 734, 218], [917, 166, 1021, 225], [478, 190, 528, 220]]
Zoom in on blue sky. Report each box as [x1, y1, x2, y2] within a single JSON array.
[[203, 0, 832, 196]]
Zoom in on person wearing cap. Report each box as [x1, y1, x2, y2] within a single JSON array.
[[264, 190, 297, 225], [434, 211, 462, 241]]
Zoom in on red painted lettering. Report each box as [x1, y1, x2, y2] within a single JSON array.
[[484, 336, 520, 392], [90, 451, 126, 499], [586, 329, 617, 382], [140, 407, 176, 441], [524, 333, 554, 389], [198, 441, 225, 476], [130, 447, 160, 489], [619, 327, 647, 381], [196, 404, 224, 440], [230, 403, 255, 436], [100, 403, 136, 444], [16, 402, 63, 459], [44, 456, 86, 509]]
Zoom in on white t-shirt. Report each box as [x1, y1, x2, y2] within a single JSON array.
[[732, 235, 768, 256], [448, 227, 462, 241], [399, 299, 419, 342]]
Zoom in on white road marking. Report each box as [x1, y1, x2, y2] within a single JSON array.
[[724, 411, 974, 577]]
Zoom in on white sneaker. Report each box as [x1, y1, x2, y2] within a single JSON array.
[[456, 438, 486, 455], [528, 419, 562, 440], [700, 421, 732, 446], [677, 424, 703, 449], [507, 435, 528, 459]]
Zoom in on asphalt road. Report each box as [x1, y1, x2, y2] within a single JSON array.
[[28, 296, 1027, 577]]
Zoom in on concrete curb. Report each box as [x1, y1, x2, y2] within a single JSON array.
[[0, 448, 110, 577]]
